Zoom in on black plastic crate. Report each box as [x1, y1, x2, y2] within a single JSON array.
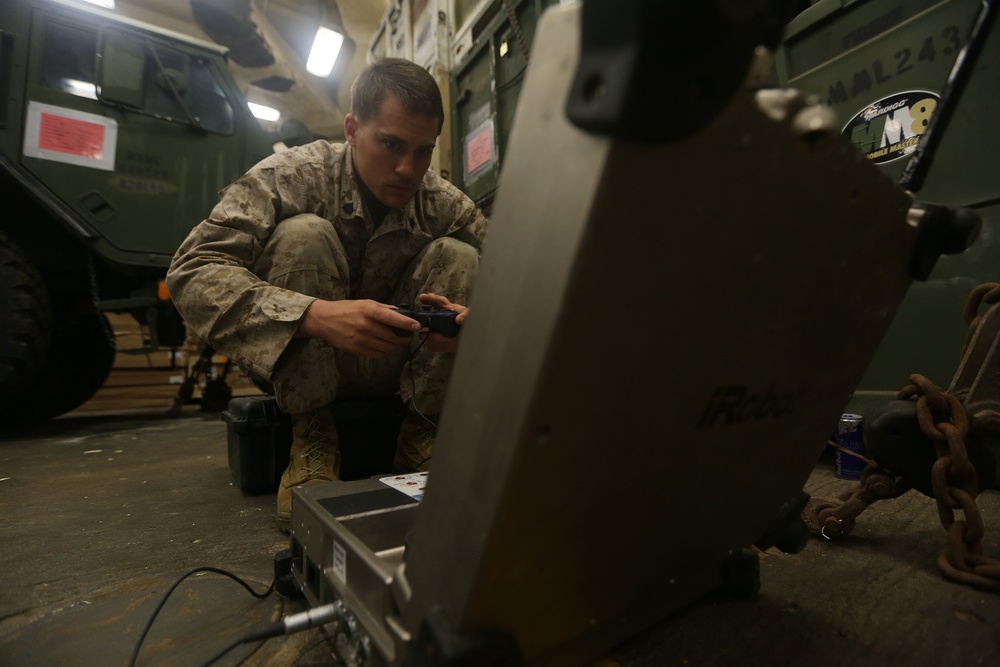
[[222, 394, 406, 494], [222, 396, 292, 494]]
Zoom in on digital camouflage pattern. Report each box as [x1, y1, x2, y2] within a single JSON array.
[[166, 140, 487, 414]]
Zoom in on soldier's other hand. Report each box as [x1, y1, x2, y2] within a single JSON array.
[[297, 299, 419, 359], [418, 292, 467, 354]]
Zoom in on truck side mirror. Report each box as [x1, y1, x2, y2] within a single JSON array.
[[97, 27, 144, 109]]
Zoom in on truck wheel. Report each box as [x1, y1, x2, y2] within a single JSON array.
[[0, 232, 53, 407], [12, 309, 117, 422]]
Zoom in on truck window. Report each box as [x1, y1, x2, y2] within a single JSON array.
[[95, 27, 235, 135], [186, 59, 235, 135], [142, 46, 234, 135], [40, 21, 98, 99]]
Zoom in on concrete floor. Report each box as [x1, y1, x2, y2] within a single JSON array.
[[1, 363, 999, 666]]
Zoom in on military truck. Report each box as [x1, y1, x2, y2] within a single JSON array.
[[0, 0, 275, 422]]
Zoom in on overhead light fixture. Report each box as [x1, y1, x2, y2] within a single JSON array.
[[81, 0, 115, 8], [306, 26, 345, 77], [248, 102, 281, 122]]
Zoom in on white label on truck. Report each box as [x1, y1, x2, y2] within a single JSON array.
[[23, 101, 118, 171]]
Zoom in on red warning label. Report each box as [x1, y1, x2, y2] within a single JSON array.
[[38, 112, 106, 160]]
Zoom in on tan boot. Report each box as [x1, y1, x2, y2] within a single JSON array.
[[394, 415, 437, 472], [276, 407, 339, 521]]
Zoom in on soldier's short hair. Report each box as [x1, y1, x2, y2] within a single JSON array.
[[351, 58, 444, 133]]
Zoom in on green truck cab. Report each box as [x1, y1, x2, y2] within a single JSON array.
[[0, 0, 275, 421]]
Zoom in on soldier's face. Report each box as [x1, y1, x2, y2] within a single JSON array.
[[345, 94, 439, 210]]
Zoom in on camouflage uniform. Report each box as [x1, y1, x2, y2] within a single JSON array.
[[166, 140, 487, 415]]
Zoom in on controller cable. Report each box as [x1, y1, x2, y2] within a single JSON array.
[[404, 334, 438, 470], [127, 566, 340, 667]]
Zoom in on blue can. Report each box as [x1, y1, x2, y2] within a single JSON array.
[[834, 413, 866, 480]]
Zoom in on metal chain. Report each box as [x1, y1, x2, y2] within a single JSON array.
[[502, 0, 531, 63], [804, 284, 1000, 592], [802, 469, 904, 538], [960, 282, 1000, 357], [898, 374, 1000, 592]]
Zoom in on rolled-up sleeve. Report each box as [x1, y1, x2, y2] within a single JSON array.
[[166, 151, 325, 380]]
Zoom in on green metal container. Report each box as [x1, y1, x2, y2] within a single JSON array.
[[775, 0, 1000, 415], [450, 0, 559, 209]]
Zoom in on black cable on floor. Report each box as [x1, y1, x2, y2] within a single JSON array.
[[127, 566, 275, 667], [193, 602, 342, 667], [194, 624, 282, 667]]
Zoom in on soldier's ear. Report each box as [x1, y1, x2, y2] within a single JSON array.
[[345, 114, 359, 146]]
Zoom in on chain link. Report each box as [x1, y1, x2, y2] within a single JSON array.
[[961, 281, 1000, 326], [802, 470, 903, 538], [502, 0, 531, 63], [960, 281, 1000, 358], [901, 374, 1000, 592]]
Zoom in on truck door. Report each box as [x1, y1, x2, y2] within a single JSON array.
[[20, 3, 251, 270]]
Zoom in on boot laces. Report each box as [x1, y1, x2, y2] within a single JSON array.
[[301, 411, 333, 476]]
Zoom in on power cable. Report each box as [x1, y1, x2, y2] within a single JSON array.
[[128, 566, 277, 667]]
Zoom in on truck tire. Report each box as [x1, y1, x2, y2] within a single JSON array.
[[0, 231, 53, 408], [12, 308, 116, 422]]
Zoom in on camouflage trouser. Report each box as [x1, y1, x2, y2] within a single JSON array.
[[254, 214, 479, 415]]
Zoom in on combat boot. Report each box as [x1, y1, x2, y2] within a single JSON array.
[[276, 407, 339, 521], [395, 414, 437, 472]]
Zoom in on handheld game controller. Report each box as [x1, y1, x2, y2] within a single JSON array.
[[391, 306, 461, 338]]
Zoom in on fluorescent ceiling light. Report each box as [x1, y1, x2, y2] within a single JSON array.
[[248, 103, 281, 122], [81, 0, 115, 8], [307, 27, 345, 77]]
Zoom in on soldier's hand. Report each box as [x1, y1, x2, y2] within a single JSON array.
[[297, 299, 419, 359], [418, 293, 467, 354]]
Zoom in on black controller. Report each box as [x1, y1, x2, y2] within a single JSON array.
[[391, 306, 461, 338]]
